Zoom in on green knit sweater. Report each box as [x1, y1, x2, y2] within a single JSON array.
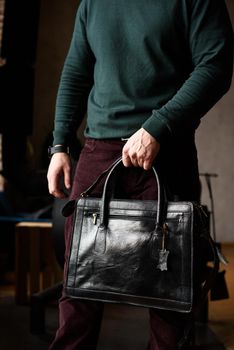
[[53, 0, 233, 146]]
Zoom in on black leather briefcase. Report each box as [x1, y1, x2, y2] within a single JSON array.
[[63, 158, 218, 313]]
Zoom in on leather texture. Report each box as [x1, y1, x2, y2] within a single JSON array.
[[64, 158, 218, 313]]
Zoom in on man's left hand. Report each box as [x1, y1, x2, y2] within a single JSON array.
[[122, 128, 160, 170]]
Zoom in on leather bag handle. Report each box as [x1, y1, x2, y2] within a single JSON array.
[[79, 157, 122, 197], [62, 157, 121, 217], [62, 157, 167, 222], [98, 157, 167, 230]]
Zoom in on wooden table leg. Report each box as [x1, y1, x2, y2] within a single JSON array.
[[15, 222, 53, 304], [29, 227, 40, 296], [15, 226, 29, 304]]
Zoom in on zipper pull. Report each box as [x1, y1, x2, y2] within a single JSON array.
[[92, 213, 98, 225]]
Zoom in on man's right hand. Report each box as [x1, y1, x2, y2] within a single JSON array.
[[47, 153, 71, 198]]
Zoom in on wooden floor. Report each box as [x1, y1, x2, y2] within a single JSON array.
[[0, 244, 233, 350]]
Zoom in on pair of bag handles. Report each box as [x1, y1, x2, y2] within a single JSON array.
[[79, 157, 167, 229]]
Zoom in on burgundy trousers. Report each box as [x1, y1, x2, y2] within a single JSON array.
[[49, 138, 199, 350]]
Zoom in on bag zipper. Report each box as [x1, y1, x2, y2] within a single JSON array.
[[85, 211, 156, 225], [85, 211, 182, 226]]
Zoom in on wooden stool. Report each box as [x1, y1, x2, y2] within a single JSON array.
[[15, 221, 61, 304]]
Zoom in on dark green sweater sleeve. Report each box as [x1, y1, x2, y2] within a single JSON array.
[[143, 0, 233, 141], [53, 2, 94, 145]]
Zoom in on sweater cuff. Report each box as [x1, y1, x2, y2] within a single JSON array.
[[142, 112, 171, 143], [53, 130, 70, 146]]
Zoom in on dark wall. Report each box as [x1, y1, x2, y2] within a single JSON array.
[[0, 0, 40, 134], [31, 0, 81, 167]]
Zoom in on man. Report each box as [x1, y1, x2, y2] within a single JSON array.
[[47, 0, 233, 349]]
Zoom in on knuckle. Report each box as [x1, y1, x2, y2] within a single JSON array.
[[122, 147, 129, 156], [128, 149, 136, 158]]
